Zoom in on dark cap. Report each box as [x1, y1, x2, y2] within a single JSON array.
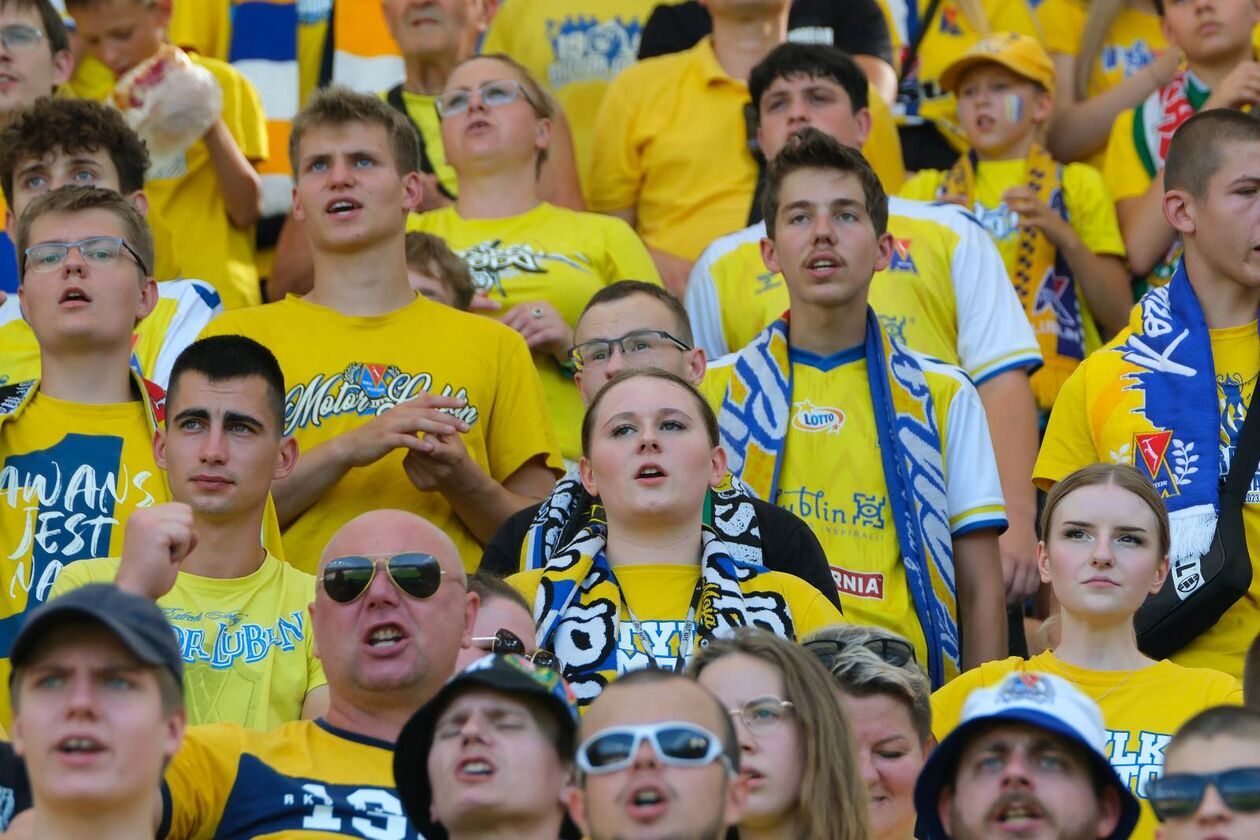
[[10, 583, 183, 690], [394, 653, 579, 836]]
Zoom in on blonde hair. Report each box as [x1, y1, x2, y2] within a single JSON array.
[[1075, 0, 1129, 100]]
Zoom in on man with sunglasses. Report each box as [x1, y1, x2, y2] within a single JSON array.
[[0, 184, 170, 728], [50, 335, 329, 731], [158, 509, 477, 837], [1148, 705, 1260, 839], [566, 668, 748, 840], [456, 572, 548, 672]]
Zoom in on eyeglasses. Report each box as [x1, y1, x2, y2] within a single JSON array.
[[0, 24, 43, 53], [471, 628, 558, 669], [568, 330, 692, 371], [576, 721, 733, 777], [321, 553, 450, 603], [1147, 767, 1260, 821], [804, 637, 917, 668], [23, 236, 150, 277], [727, 695, 795, 734], [435, 79, 537, 119]]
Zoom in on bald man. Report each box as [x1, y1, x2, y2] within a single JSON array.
[[158, 510, 479, 838]]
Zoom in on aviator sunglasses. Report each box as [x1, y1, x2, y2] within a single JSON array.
[[321, 552, 450, 603]]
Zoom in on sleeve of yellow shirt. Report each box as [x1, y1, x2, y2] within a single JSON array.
[[164, 723, 248, 837], [587, 71, 645, 213], [929, 657, 1020, 741], [864, 91, 906, 193], [1064, 163, 1127, 258], [484, 334, 565, 480], [899, 170, 946, 202], [1037, 0, 1086, 56], [782, 577, 846, 638], [305, 607, 328, 692], [219, 62, 269, 165], [48, 557, 120, 598], [1034, 361, 1101, 491], [599, 216, 663, 285], [1103, 108, 1150, 203]]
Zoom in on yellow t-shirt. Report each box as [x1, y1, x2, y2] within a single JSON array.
[[1036, 322, 1260, 678], [685, 197, 1042, 383], [164, 718, 418, 838], [379, 88, 459, 198], [508, 564, 843, 673], [931, 651, 1243, 839], [0, 390, 170, 727], [901, 160, 1125, 408], [50, 552, 325, 732], [482, 0, 664, 197], [700, 345, 1006, 666], [407, 202, 661, 459], [200, 294, 563, 573]]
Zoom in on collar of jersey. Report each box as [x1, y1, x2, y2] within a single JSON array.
[[788, 342, 865, 372]]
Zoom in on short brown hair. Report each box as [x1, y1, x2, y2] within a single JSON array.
[[467, 571, 530, 612], [15, 184, 154, 279], [579, 280, 693, 346], [1040, 463, 1170, 558], [1165, 109, 1260, 200], [1166, 706, 1260, 761], [404, 231, 475, 310], [762, 127, 888, 238], [289, 86, 421, 177], [0, 96, 150, 206], [580, 369, 718, 457], [447, 53, 554, 173]]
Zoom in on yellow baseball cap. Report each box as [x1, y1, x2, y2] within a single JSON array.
[[940, 32, 1055, 97]]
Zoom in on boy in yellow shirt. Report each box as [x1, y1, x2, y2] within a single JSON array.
[[65, 0, 268, 310], [902, 33, 1131, 415]]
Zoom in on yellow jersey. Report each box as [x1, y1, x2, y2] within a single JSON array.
[[700, 344, 1006, 666], [51, 552, 325, 732], [200, 294, 563, 573], [0, 384, 170, 727], [685, 197, 1041, 384], [508, 563, 843, 673], [407, 202, 661, 459], [1036, 321, 1260, 679], [931, 651, 1243, 839], [163, 718, 419, 839]]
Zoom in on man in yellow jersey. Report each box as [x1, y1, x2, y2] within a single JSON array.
[[51, 336, 329, 730], [1037, 109, 1260, 680], [0, 96, 221, 388], [0, 0, 73, 294], [0, 186, 170, 728], [690, 44, 1041, 647], [160, 509, 477, 838], [66, 0, 268, 309], [704, 129, 1008, 687], [201, 88, 562, 574]]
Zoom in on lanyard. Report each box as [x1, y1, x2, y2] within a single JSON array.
[[610, 571, 703, 673]]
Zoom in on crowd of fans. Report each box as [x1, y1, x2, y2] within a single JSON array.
[[1, 0, 1260, 837]]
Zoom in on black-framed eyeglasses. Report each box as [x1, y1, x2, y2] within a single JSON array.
[[435, 79, 538, 118], [804, 637, 917, 668], [1147, 767, 1260, 821], [470, 628, 557, 669], [568, 330, 692, 371], [727, 695, 795, 734], [23, 236, 150, 277], [321, 552, 452, 603], [0, 23, 43, 53]]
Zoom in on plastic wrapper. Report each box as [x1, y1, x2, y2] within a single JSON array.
[[112, 44, 223, 171]]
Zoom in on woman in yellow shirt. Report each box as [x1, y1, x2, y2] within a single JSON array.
[[932, 463, 1243, 837]]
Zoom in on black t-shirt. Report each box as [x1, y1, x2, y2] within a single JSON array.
[[638, 0, 894, 67], [0, 741, 31, 831], [480, 496, 842, 611]]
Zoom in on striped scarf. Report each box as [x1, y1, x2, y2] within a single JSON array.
[[330, 0, 405, 92]]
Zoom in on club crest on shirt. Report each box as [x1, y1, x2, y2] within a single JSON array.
[[284, 364, 479, 435], [791, 400, 845, 434], [459, 240, 590, 296], [888, 238, 918, 273]]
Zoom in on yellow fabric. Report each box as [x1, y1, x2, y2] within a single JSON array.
[[864, 90, 907, 193], [381, 88, 459, 198], [62, 54, 115, 102], [700, 346, 1006, 668], [509, 563, 843, 671], [902, 158, 1124, 409], [51, 552, 324, 731], [298, 14, 330, 107], [407, 202, 660, 459], [0, 392, 170, 728], [164, 719, 409, 838], [167, 0, 231, 60], [200, 294, 563, 573], [481, 0, 660, 197], [1036, 322, 1260, 678], [931, 651, 1243, 839]]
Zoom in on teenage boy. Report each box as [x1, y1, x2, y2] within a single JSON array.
[[903, 32, 1132, 416], [9, 584, 186, 839], [0, 96, 222, 387], [686, 43, 1045, 616], [703, 129, 1008, 687], [51, 336, 328, 730], [201, 88, 562, 574], [0, 185, 170, 727], [65, 0, 268, 309], [1104, 0, 1260, 289], [1037, 109, 1260, 679], [394, 653, 579, 840]]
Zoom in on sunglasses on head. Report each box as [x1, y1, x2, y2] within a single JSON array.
[[1146, 767, 1260, 821], [576, 721, 733, 777], [471, 628, 558, 669], [321, 552, 449, 603], [804, 636, 917, 668]]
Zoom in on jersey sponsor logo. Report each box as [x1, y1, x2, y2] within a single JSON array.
[[283, 364, 479, 435], [888, 238, 918, 273], [459, 239, 590, 296], [546, 16, 642, 88], [778, 487, 888, 533], [1101, 41, 1155, 79], [791, 400, 845, 434], [166, 609, 308, 668], [829, 565, 885, 599], [1106, 728, 1172, 798]]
